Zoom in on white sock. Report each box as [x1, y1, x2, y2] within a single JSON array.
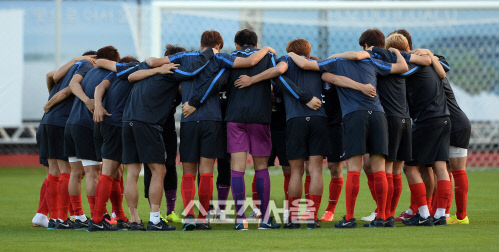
[[112, 212, 117, 219], [445, 214, 450, 218], [418, 205, 430, 219], [58, 218, 64, 222], [254, 208, 261, 215], [150, 211, 161, 224], [434, 208, 446, 219], [76, 214, 87, 221], [406, 208, 414, 215], [70, 215, 75, 220]]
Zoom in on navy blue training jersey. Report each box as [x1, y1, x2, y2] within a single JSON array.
[[318, 56, 392, 117], [41, 60, 94, 127], [67, 67, 114, 129], [401, 63, 450, 123], [122, 48, 214, 128], [371, 47, 412, 118], [322, 82, 342, 125], [270, 81, 287, 131], [102, 61, 140, 127], [278, 55, 326, 121], [171, 52, 236, 123]]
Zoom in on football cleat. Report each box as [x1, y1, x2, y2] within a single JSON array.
[[361, 211, 377, 222], [368, 218, 385, 228], [57, 218, 74, 229], [395, 209, 415, 222], [196, 223, 213, 230], [334, 216, 357, 229], [73, 217, 90, 230], [433, 216, 447, 226], [147, 219, 176, 231], [384, 216, 396, 228], [182, 215, 196, 231], [447, 215, 469, 225], [166, 211, 183, 223], [404, 214, 434, 227], [283, 219, 301, 229], [320, 211, 334, 222], [214, 210, 232, 222], [258, 217, 281, 229], [283, 210, 290, 224], [306, 219, 321, 229], [130, 221, 146, 231], [205, 210, 215, 222], [234, 220, 249, 231], [32, 213, 49, 228], [87, 220, 118, 232], [248, 209, 262, 220], [116, 219, 131, 230], [47, 219, 58, 230]]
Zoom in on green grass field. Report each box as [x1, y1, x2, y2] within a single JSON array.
[[1, 167, 498, 251]]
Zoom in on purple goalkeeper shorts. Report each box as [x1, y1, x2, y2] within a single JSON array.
[[226, 122, 272, 157]]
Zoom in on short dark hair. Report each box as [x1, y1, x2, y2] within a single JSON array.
[[96, 46, 120, 62], [359, 29, 385, 48], [119, 56, 137, 63], [164, 44, 186, 56], [82, 50, 96, 56], [390, 29, 413, 50], [234, 29, 258, 47], [309, 56, 320, 60], [286, 39, 311, 57], [200, 30, 224, 50]]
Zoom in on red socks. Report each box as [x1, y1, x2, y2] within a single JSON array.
[[366, 173, 378, 212], [309, 194, 322, 221], [452, 170, 468, 220], [373, 171, 388, 220], [251, 175, 260, 210], [436, 180, 451, 211], [93, 174, 113, 223], [37, 178, 49, 215], [391, 174, 403, 216], [304, 175, 311, 201], [70, 194, 84, 216], [446, 193, 453, 215], [345, 171, 360, 221], [47, 174, 60, 219], [111, 178, 127, 221], [181, 174, 196, 217], [409, 183, 427, 209], [385, 173, 394, 218], [427, 196, 434, 215], [325, 178, 343, 213], [283, 174, 291, 201], [87, 195, 96, 219], [58, 173, 71, 220], [198, 173, 214, 220]]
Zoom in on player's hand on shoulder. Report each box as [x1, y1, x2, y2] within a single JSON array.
[[360, 83, 377, 98], [412, 48, 433, 57], [234, 75, 252, 89], [182, 101, 196, 118], [157, 63, 179, 74], [263, 46, 276, 55], [306, 96, 322, 111], [388, 47, 400, 54]]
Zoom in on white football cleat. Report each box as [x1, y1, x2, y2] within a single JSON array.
[[32, 213, 49, 228], [361, 211, 377, 222], [205, 210, 215, 222], [215, 210, 232, 222], [247, 208, 262, 220]]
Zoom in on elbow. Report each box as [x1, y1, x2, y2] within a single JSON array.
[[423, 58, 432, 66], [128, 75, 136, 83], [439, 72, 446, 79], [53, 74, 62, 84], [402, 64, 409, 73], [95, 59, 105, 68], [276, 67, 286, 75]]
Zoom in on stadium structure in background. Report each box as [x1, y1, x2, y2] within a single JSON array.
[[0, 0, 498, 167]]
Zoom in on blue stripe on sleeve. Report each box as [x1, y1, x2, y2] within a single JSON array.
[[116, 64, 139, 77], [439, 61, 450, 70], [200, 68, 225, 104], [72, 61, 83, 76], [168, 52, 199, 62], [231, 51, 256, 56], [400, 66, 419, 76], [317, 58, 337, 67], [102, 71, 114, 81], [271, 57, 299, 99], [370, 59, 392, 70], [116, 63, 127, 67], [174, 60, 210, 76], [215, 54, 234, 67]]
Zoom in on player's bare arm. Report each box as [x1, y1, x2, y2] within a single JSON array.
[[68, 74, 94, 113], [231, 46, 276, 68], [53, 56, 95, 83], [234, 61, 288, 88], [147, 48, 219, 68], [95, 59, 118, 72], [321, 72, 377, 98], [388, 48, 409, 74], [408, 53, 432, 66], [412, 48, 446, 79], [46, 69, 57, 93], [127, 63, 179, 83], [328, 50, 371, 60], [93, 80, 112, 124], [287, 52, 320, 71], [43, 86, 72, 112]]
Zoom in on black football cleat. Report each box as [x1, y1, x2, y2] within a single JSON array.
[[334, 216, 357, 229], [306, 219, 321, 229], [74, 217, 90, 230], [147, 219, 176, 231], [87, 220, 118, 232], [196, 223, 213, 230], [130, 221, 146, 231], [384, 216, 396, 228], [56, 218, 74, 229], [117, 219, 131, 230], [433, 216, 447, 226], [369, 218, 385, 228]]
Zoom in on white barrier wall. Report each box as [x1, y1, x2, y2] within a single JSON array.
[[0, 9, 23, 127]]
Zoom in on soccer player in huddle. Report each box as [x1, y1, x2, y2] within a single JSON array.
[[286, 35, 408, 228], [39, 51, 96, 229], [64, 46, 121, 229], [122, 43, 216, 231], [87, 55, 144, 231]]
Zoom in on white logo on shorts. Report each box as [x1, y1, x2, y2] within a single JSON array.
[[129, 122, 133, 126], [368, 111, 372, 114], [306, 117, 310, 121], [402, 119, 406, 123], [444, 120, 448, 125]]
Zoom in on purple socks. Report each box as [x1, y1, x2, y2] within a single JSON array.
[[231, 170, 246, 222], [164, 190, 177, 215], [255, 168, 271, 222]]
